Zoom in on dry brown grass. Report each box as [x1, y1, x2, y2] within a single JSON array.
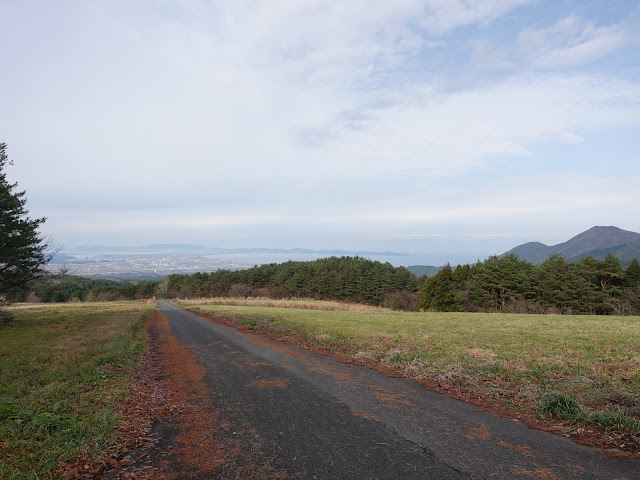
[[184, 297, 390, 312]]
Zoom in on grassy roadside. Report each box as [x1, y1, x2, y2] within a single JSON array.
[[179, 298, 640, 451], [0, 301, 155, 479]]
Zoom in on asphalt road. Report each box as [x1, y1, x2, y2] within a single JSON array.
[[155, 301, 639, 479]]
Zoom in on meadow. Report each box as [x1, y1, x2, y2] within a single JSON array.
[[0, 302, 154, 479], [2, 297, 637, 477], [180, 297, 640, 449]]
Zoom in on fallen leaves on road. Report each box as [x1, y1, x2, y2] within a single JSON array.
[[95, 310, 293, 479]]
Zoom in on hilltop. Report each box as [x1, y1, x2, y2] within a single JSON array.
[[505, 226, 640, 264]]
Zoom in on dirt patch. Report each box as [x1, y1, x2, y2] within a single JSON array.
[[351, 409, 379, 422], [247, 380, 288, 388], [463, 428, 536, 457], [512, 466, 559, 479], [497, 441, 535, 457], [465, 426, 491, 440], [245, 361, 272, 367], [376, 393, 412, 406]]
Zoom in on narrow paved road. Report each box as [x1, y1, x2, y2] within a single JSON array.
[[153, 302, 638, 479]]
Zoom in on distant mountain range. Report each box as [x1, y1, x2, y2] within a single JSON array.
[[504, 226, 640, 264], [66, 244, 409, 257], [59, 227, 639, 279]]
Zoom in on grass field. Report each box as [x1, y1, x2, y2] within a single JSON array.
[[0, 301, 154, 479], [180, 298, 640, 449]]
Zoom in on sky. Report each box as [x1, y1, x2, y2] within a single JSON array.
[[1, 0, 640, 263]]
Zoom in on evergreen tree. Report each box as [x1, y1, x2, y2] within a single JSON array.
[[451, 263, 472, 285], [537, 254, 570, 310], [567, 256, 605, 314], [0, 143, 51, 298], [622, 258, 640, 314], [468, 254, 534, 311], [598, 253, 622, 291], [623, 258, 640, 287], [419, 264, 461, 311]]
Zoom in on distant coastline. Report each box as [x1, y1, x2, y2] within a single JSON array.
[[49, 245, 483, 280]]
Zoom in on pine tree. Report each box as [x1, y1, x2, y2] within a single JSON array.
[[598, 253, 622, 291], [468, 254, 534, 311], [537, 253, 569, 310], [0, 143, 51, 299], [623, 258, 640, 287], [567, 256, 604, 314], [419, 264, 461, 311]]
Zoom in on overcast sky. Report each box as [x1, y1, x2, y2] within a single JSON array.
[[2, 0, 639, 261]]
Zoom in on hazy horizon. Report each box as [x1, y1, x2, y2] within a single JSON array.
[[58, 223, 636, 268]]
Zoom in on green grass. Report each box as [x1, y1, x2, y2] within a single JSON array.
[[0, 301, 154, 479], [180, 298, 640, 442]]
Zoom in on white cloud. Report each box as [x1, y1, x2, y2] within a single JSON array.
[[521, 15, 628, 69], [294, 73, 640, 184], [2, 1, 640, 250], [474, 10, 638, 74], [352, 173, 640, 227], [420, 0, 537, 34]]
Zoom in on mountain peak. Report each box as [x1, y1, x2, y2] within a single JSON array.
[[505, 226, 640, 264]]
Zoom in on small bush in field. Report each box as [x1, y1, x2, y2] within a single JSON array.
[[384, 290, 420, 311], [227, 283, 253, 298]]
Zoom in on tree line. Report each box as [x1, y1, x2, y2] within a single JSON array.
[[421, 253, 640, 315], [8, 257, 422, 309], [156, 256, 423, 310], [7, 275, 158, 303], [8, 253, 640, 315]]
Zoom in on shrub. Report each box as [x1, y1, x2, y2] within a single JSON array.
[[252, 285, 289, 299], [26, 292, 42, 303], [384, 290, 420, 311], [227, 283, 253, 298]]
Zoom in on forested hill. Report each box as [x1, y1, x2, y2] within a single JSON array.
[[158, 256, 423, 309], [406, 265, 442, 277], [505, 226, 640, 264], [10, 257, 423, 310]]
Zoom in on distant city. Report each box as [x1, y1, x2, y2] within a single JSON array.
[[47, 245, 430, 280], [48, 227, 640, 280], [48, 254, 255, 280]]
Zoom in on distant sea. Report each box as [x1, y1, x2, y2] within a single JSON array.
[[202, 252, 486, 268]]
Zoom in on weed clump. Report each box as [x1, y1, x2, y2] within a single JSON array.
[[588, 410, 640, 434], [537, 391, 584, 420], [538, 392, 640, 435]]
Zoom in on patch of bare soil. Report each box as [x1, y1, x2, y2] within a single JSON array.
[[247, 379, 288, 388]]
